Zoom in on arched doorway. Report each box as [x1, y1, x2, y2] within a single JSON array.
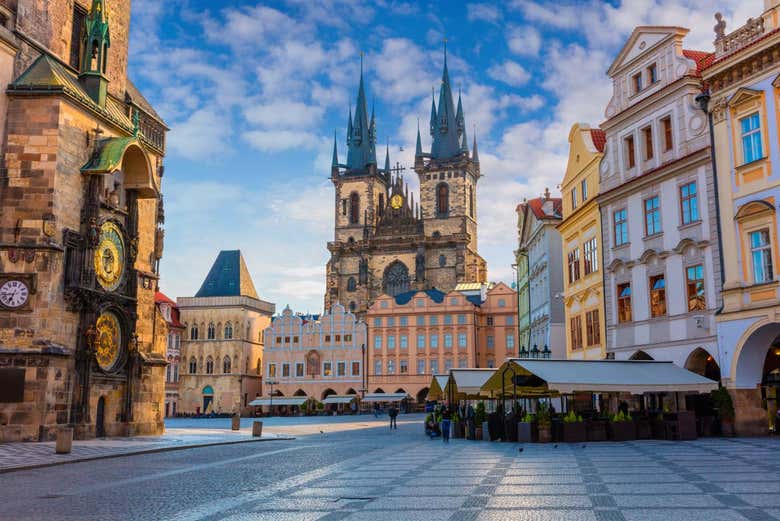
[[733, 322, 780, 434], [202, 385, 214, 414], [346, 388, 357, 395], [417, 387, 430, 404], [293, 389, 307, 397], [629, 350, 653, 360], [321, 388, 336, 400], [374, 387, 385, 393], [685, 348, 721, 381], [96, 396, 106, 437]]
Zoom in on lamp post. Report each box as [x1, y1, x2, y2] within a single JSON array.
[[267, 379, 278, 414]]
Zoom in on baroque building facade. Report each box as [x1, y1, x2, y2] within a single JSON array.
[[262, 304, 367, 403], [177, 251, 274, 416], [155, 292, 183, 417], [0, 0, 168, 441], [515, 192, 566, 359], [703, 0, 780, 435], [559, 124, 607, 360], [325, 54, 486, 316], [598, 28, 722, 376], [366, 283, 518, 404]]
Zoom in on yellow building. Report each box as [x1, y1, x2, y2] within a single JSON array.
[[703, 0, 780, 435], [558, 124, 606, 360]]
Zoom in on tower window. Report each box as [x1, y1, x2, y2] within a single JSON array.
[[349, 193, 360, 224], [468, 186, 474, 218], [378, 194, 384, 216], [347, 277, 357, 292], [70, 5, 87, 69], [439, 254, 446, 267], [436, 183, 449, 216]]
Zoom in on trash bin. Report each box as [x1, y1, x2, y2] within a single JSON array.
[[231, 414, 241, 431], [56, 427, 73, 454], [252, 421, 263, 437]]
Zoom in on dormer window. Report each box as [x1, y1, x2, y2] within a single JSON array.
[[647, 63, 658, 84], [632, 72, 643, 94]]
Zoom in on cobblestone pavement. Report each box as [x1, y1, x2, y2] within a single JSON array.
[[0, 414, 779, 521]]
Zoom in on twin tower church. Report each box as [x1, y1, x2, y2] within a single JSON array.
[[325, 53, 487, 315]]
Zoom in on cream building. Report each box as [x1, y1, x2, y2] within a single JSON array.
[[177, 251, 274, 415], [599, 28, 722, 372], [559, 124, 607, 360], [703, 0, 780, 435], [262, 304, 367, 402]]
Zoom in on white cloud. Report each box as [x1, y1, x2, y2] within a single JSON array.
[[487, 60, 531, 87], [244, 100, 326, 129], [167, 109, 233, 160], [244, 130, 322, 152], [467, 3, 501, 23], [506, 25, 542, 56]]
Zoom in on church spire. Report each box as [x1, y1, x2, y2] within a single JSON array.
[[430, 42, 462, 160], [79, 0, 111, 107], [415, 121, 423, 157], [472, 129, 479, 163], [332, 130, 339, 168], [345, 54, 377, 171], [429, 88, 437, 136], [384, 139, 390, 172]]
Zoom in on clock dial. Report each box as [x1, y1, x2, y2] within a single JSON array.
[[95, 311, 122, 371], [0, 280, 29, 308], [390, 194, 403, 209], [94, 221, 126, 292]]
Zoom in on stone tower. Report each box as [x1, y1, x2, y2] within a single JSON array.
[[325, 52, 486, 317]]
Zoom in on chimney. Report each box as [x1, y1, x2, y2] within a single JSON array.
[[542, 188, 554, 215]]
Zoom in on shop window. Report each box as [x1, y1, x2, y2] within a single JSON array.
[[649, 274, 667, 317]]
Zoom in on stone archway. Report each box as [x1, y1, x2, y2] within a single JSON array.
[[732, 322, 780, 435], [685, 347, 721, 381], [417, 387, 430, 404], [629, 350, 653, 360], [321, 388, 336, 400]]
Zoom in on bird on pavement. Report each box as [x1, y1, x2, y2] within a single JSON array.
[[518, 447, 524, 453]]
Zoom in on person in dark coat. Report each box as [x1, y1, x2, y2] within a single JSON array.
[[388, 405, 398, 430]]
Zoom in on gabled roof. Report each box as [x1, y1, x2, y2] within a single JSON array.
[[590, 129, 606, 152], [525, 197, 562, 220], [155, 291, 175, 305], [681, 49, 714, 77], [195, 250, 259, 299], [607, 26, 689, 76], [125, 79, 167, 127]]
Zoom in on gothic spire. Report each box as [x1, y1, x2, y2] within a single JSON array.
[[430, 42, 462, 160], [79, 0, 111, 107], [472, 129, 479, 163], [345, 55, 377, 171], [384, 139, 390, 172], [429, 88, 437, 136], [332, 130, 339, 168], [415, 121, 423, 157]]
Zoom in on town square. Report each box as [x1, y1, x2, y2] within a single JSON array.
[[1, 0, 780, 519]]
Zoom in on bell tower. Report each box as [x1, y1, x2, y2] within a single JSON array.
[[79, 0, 111, 107]]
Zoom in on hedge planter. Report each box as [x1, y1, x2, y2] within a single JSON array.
[[482, 421, 490, 441], [562, 422, 586, 443], [636, 418, 652, 440], [537, 425, 552, 443], [504, 418, 518, 442], [517, 421, 537, 443], [454, 421, 465, 439], [609, 421, 636, 441], [587, 420, 608, 442]]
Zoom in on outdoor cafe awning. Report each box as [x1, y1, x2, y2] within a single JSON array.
[[321, 395, 357, 404], [248, 397, 308, 407], [444, 368, 496, 399], [361, 392, 408, 403], [426, 374, 449, 401], [482, 359, 719, 396]]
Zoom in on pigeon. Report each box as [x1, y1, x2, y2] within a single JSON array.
[[554, 444, 558, 448], [320, 430, 324, 434], [518, 447, 524, 453]]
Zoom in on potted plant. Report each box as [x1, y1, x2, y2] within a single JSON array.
[[300, 401, 308, 417], [517, 412, 537, 443], [475, 402, 487, 440], [608, 411, 636, 441], [712, 387, 735, 437], [316, 401, 325, 415], [562, 410, 586, 443], [452, 410, 465, 438], [536, 402, 552, 443]]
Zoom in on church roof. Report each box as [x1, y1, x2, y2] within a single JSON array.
[[195, 250, 259, 299], [394, 288, 445, 305]]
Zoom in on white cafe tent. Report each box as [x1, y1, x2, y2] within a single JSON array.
[[361, 392, 409, 403], [248, 397, 308, 407]]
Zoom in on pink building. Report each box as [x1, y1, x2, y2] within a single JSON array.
[[262, 304, 367, 402], [366, 283, 518, 404]]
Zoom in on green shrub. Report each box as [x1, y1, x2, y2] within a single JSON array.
[[300, 401, 308, 412], [475, 402, 487, 424], [611, 410, 631, 422], [711, 386, 735, 421], [520, 412, 534, 423], [316, 401, 324, 410], [535, 402, 552, 427], [563, 410, 583, 423]]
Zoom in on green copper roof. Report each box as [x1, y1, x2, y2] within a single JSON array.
[[81, 136, 139, 173], [430, 48, 462, 160], [195, 250, 259, 299], [345, 60, 377, 171]]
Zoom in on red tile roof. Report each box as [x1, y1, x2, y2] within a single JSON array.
[[590, 129, 606, 152], [155, 291, 184, 328], [682, 49, 715, 76], [525, 197, 562, 220], [155, 291, 175, 305]]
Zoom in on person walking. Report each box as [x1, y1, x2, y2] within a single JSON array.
[[441, 405, 452, 443], [373, 402, 380, 418], [388, 405, 398, 430]]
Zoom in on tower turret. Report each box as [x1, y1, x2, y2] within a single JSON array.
[[79, 0, 111, 107]]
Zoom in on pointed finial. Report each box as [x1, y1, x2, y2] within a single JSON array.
[[332, 129, 339, 167], [384, 138, 390, 172], [415, 119, 423, 157], [472, 125, 479, 163]]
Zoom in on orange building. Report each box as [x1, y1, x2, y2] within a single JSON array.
[[366, 283, 518, 404]]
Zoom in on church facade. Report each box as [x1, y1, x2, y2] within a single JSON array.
[[0, 0, 168, 441], [325, 55, 487, 316]]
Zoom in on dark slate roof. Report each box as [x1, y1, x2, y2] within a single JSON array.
[[195, 250, 259, 299], [126, 79, 167, 127], [466, 294, 483, 306], [394, 288, 445, 305]]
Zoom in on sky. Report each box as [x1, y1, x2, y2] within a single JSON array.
[[127, 0, 755, 313]]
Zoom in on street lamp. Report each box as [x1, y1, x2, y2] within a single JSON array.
[[266, 379, 278, 414]]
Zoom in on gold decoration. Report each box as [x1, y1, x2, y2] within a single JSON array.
[[390, 194, 403, 209], [94, 221, 125, 291], [95, 311, 122, 371]]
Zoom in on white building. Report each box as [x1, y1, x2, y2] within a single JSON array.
[[598, 27, 722, 375]]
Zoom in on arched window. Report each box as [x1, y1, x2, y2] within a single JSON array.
[[224, 322, 233, 339], [383, 261, 410, 296], [256, 358, 262, 375], [347, 277, 357, 292], [190, 325, 199, 340], [207, 323, 215, 340], [223, 356, 231, 374], [378, 193, 385, 216], [349, 301, 356, 312], [436, 183, 449, 216], [468, 185, 474, 218], [439, 254, 446, 267], [349, 192, 360, 224], [206, 356, 214, 374], [189, 357, 197, 374]]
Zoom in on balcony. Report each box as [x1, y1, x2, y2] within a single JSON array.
[[715, 15, 766, 58]]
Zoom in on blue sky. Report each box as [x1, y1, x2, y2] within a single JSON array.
[[128, 0, 753, 312]]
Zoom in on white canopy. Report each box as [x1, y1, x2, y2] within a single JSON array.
[[485, 359, 718, 395], [322, 395, 357, 404], [362, 392, 408, 403], [446, 368, 496, 396], [248, 397, 308, 406]]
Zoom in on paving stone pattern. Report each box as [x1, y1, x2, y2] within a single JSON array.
[[214, 436, 780, 521]]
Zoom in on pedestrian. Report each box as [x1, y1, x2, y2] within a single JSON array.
[[388, 405, 398, 430], [441, 405, 452, 443], [373, 402, 380, 418]]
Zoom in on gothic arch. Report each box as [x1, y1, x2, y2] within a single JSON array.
[[436, 182, 449, 215], [629, 350, 653, 361], [293, 389, 307, 396], [383, 261, 410, 296], [684, 347, 721, 381], [321, 388, 337, 400], [349, 192, 360, 224]]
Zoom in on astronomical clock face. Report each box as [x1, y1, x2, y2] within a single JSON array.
[[0, 280, 30, 308], [94, 221, 125, 292], [390, 194, 403, 209], [95, 311, 122, 371]]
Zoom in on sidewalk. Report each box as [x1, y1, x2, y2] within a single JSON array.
[[0, 425, 293, 473]]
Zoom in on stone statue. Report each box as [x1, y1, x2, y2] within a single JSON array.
[[714, 13, 726, 40]]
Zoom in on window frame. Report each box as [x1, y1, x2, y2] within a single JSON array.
[[644, 196, 661, 236], [642, 125, 654, 161], [679, 181, 699, 225], [686, 264, 706, 311], [584, 237, 598, 275], [649, 274, 667, 318], [617, 282, 632, 323], [625, 134, 636, 169], [661, 116, 673, 151], [750, 228, 774, 284], [614, 208, 628, 246], [740, 112, 763, 165]]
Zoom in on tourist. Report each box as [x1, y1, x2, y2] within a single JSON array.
[[441, 405, 452, 443], [425, 416, 440, 439], [373, 402, 380, 418], [388, 405, 398, 430]]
